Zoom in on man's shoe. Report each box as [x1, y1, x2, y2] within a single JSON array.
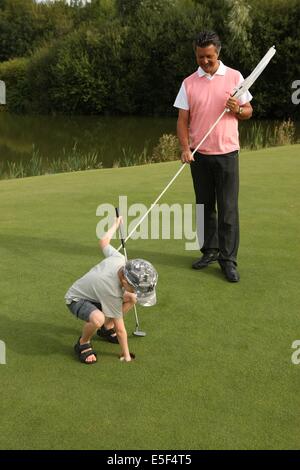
[[97, 325, 119, 344], [219, 261, 240, 283], [192, 252, 219, 270]]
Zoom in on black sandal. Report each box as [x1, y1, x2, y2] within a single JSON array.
[[74, 338, 97, 364], [97, 326, 119, 344]]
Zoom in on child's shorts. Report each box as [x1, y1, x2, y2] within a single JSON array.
[[67, 299, 102, 322]]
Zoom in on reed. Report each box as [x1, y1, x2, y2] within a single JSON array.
[[241, 120, 296, 150], [113, 142, 151, 168], [0, 142, 103, 179], [273, 119, 295, 146]]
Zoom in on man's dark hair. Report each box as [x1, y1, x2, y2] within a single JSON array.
[[194, 31, 221, 53]]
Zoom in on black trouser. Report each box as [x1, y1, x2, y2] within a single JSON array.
[[190, 150, 239, 265]]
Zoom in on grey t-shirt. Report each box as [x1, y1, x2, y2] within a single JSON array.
[[65, 245, 125, 318]]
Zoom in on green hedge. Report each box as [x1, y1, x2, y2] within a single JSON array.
[[0, 57, 30, 113], [0, 0, 299, 118]]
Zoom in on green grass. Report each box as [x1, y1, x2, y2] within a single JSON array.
[[0, 145, 300, 450]]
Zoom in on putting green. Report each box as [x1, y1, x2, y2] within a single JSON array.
[[0, 145, 299, 450]]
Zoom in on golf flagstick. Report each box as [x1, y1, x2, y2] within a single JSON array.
[[115, 207, 146, 337], [117, 46, 276, 249]]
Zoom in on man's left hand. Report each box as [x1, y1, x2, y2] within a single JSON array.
[[226, 97, 240, 114]]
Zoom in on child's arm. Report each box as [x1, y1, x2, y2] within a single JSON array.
[[99, 216, 123, 250], [113, 317, 132, 362], [122, 291, 137, 314]]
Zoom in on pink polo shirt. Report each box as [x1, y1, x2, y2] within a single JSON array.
[[174, 62, 252, 155]]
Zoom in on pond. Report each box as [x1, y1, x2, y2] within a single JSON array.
[[0, 113, 299, 170]]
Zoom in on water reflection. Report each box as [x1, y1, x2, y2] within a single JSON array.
[[0, 114, 175, 167], [0, 113, 299, 168]]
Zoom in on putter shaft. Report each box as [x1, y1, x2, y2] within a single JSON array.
[[115, 207, 146, 336]]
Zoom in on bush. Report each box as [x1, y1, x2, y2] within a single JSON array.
[[0, 57, 30, 113], [0, 0, 299, 118], [152, 134, 181, 163], [274, 119, 296, 146]]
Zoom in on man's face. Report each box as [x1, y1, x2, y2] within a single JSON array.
[[195, 44, 219, 75]]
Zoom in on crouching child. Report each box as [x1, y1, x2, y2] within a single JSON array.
[[65, 217, 158, 364]]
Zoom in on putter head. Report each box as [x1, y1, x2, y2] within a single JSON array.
[[133, 329, 146, 337]]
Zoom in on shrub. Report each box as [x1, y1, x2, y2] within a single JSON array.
[[0, 57, 30, 113], [152, 134, 181, 163], [274, 119, 296, 146]]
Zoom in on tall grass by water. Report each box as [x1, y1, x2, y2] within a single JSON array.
[[0, 120, 297, 180], [1, 143, 103, 179], [113, 141, 151, 168], [241, 119, 296, 150]]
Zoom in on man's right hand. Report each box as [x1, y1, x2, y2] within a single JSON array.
[[181, 149, 194, 163]]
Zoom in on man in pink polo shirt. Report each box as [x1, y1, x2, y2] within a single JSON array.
[[174, 31, 253, 282]]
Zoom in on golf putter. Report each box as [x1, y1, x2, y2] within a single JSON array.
[[115, 208, 146, 337]]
